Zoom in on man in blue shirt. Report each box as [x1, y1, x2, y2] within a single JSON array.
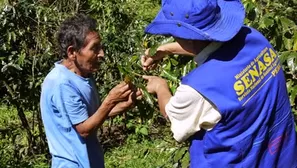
[[40, 14, 140, 168]]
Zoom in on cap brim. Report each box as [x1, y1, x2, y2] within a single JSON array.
[[145, 0, 245, 42]]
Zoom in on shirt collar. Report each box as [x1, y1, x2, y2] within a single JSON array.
[[194, 42, 223, 66], [55, 60, 91, 81]]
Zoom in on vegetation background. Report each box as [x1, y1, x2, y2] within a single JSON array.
[[0, 0, 296, 167]]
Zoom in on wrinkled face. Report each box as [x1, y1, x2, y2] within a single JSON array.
[[75, 31, 104, 75]]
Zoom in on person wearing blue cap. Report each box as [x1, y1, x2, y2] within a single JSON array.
[[40, 14, 141, 168], [141, 0, 297, 167]]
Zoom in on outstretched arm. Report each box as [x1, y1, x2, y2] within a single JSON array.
[[141, 40, 209, 70], [142, 75, 171, 118]]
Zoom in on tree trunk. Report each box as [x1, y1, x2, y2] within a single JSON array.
[[16, 105, 33, 149], [37, 108, 48, 153]]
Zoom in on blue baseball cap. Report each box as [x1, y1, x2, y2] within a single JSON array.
[[145, 0, 245, 42]]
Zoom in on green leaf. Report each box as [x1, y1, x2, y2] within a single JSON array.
[[1, 63, 22, 72], [130, 55, 139, 63], [170, 58, 179, 66], [160, 37, 174, 45], [161, 69, 179, 82], [126, 122, 134, 129], [18, 52, 25, 66], [173, 147, 187, 163], [181, 152, 189, 168], [117, 65, 127, 76], [163, 61, 171, 70], [284, 38, 293, 50], [149, 37, 175, 56], [293, 33, 297, 51], [260, 16, 274, 28], [149, 44, 158, 56], [289, 85, 297, 106], [279, 51, 291, 64], [142, 89, 154, 106], [287, 53, 297, 74], [139, 127, 148, 136], [280, 17, 295, 31], [287, 79, 297, 106]]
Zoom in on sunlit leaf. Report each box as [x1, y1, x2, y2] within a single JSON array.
[[139, 127, 148, 136], [161, 69, 179, 82], [173, 147, 187, 163], [170, 58, 179, 66], [149, 44, 158, 56], [1, 63, 22, 72], [287, 53, 297, 74]]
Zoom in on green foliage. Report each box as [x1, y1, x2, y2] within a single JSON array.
[[243, 0, 297, 115], [0, 0, 84, 166], [105, 134, 189, 168], [0, 106, 49, 168], [87, 0, 168, 139]]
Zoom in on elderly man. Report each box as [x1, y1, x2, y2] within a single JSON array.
[[142, 0, 297, 167], [40, 14, 140, 168]]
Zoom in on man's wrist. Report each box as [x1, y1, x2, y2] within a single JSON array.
[[102, 97, 117, 110], [156, 47, 169, 58], [157, 42, 178, 55], [156, 84, 170, 95]]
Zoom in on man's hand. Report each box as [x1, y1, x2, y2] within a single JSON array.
[[108, 88, 142, 117], [141, 41, 200, 71], [141, 47, 168, 71], [142, 75, 169, 94], [104, 82, 132, 104]]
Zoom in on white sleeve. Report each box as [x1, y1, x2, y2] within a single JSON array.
[[165, 84, 222, 142]]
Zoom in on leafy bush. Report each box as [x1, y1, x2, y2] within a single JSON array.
[[0, 0, 82, 166], [243, 0, 297, 117]]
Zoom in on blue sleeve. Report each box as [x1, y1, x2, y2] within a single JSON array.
[[52, 83, 89, 125]]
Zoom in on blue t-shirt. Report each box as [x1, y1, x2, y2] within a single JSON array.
[[40, 61, 104, 168]]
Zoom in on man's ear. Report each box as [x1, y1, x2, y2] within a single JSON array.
[[67, 46, 76, 61]]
